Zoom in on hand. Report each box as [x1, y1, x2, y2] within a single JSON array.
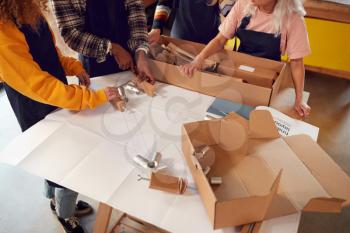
[[180, 56, 204, 77], [76, 70, 90, 87], [135, 51, 155, 84], [111, 43, 134, 70], [104, 87, 120, 101], [294, 99, 311, 118], [148, 29, 161, 45]]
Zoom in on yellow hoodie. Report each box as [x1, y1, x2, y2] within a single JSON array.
[[0, 20, 107, 111]]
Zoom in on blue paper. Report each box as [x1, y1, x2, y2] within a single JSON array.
[[207, 98, 254, 119]]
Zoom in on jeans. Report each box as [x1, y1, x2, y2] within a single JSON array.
[[44, 181, 78, 219]]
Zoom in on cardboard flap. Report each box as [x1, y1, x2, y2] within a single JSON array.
[[341, 199, 350, 208], [215, 196, 276, 228], [183, 120, 221, 147], [249, 110, 280, 139], [269, 170, 282, 195], [264, 170, 283, 215], [303, 198, 345, 213], [214, 171, 283, 228], [219, 118, 248, 154], [224, 112, 249, 129], [270, 63, 290, 105], [284, 135, 350, 199], [263, 169, 298, 219]]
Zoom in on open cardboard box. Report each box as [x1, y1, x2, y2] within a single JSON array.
[[181, 110, 350, 229], [149, 37, 293, 107]]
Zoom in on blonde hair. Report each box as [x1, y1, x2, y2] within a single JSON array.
[[244, 0, 306, 34], [0, 0, 48, 29]]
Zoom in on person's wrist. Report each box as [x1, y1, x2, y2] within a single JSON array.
[[295, 93, 303, 103], [151, 28, 161, 34], [136, 50, 147, 61], [107, 41, 112, 55], [194, 55, 204, 66], [111, 43, 123, 55]]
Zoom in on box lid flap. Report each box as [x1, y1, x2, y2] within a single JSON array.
[[284, 135, 350, 199], [183, 120, 221, 147], [249, 110, 280, 139], [224, 112, 249, 129], [303, 197, 345, 213], [214, 170, 283, 228], [219, 118, 248, 155], [341, 199, 350, 208]]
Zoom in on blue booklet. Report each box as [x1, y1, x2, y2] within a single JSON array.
[[207, 98, 254, 119]]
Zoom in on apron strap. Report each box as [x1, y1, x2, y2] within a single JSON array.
[[234, 15, 251, 51]]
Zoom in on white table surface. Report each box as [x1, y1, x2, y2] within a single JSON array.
[[0, 72, 243, 233]]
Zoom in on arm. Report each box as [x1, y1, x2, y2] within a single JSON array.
[[46, 25, 85, 76], [152, 0, 173, 30], [56, 47, 91, 87], [126, 0, 150, 54], [180, 0, 240, 77], [126, 0, 155, 83], [180, 33, 228, 77], [55, 47, 84, 76], [285, 14, 312, 117], [0, 23, 107, 111], [51, 0, 109, 62], [290, 58, 310, 117], [48, 27, 90, 86], [148, 0, 173, 44]]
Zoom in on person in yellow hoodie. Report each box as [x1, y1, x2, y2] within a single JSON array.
[[0, 1, 120, 232]]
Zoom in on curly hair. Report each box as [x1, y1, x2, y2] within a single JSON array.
[[0, 0, 48, 28]]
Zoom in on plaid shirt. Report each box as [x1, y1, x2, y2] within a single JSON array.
[[51, 0, 149, 62]]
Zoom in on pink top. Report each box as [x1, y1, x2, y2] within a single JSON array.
[[219, 0, 311, 59]]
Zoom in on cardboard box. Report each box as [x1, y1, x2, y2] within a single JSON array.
[[149, 37, 291, 107], [181, 110, 350, 229], [216, 60, 278, 88]]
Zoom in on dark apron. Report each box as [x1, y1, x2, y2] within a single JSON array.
[[171, 0, 220, 44], [80, 0, 131, 77], [234, 16, 281, 61], [4, 18, 68, 188]]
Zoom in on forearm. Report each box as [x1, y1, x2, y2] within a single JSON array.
[[51, 0, 109, 60], [62, 29, 109, 59], [152, 0, 173, 30], [56, 47, 84, 76], [196, 33, 227, 62], [0, 46, 107, 110], [290, 58, 305, 101], [126, 0, 150, 53], [48, 28, 85, 76]]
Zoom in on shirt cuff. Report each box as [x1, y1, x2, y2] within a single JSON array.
[[96, 39, 110, 63], [72, 62, 85, 75], [107, 40, 112, 55], [135, 47, 149, 55], [152, 20, 164, 30]]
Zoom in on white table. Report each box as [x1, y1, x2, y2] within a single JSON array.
[[0, 72, 242, 233]]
